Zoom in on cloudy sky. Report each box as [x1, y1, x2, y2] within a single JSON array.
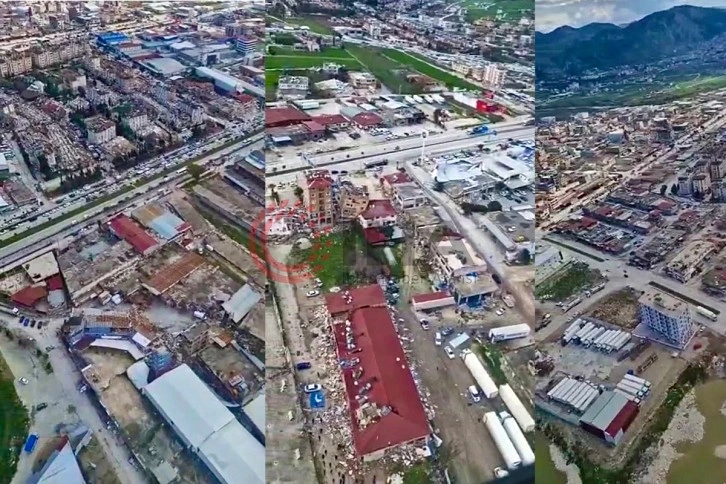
[[536, 0, 726, 32]]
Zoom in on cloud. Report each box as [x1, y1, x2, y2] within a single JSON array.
[[536, 0, 726, 32]]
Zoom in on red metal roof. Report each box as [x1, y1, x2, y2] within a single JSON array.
[[305, 170, 333, 189], [265, 106, 311, 127], [604, 400, 639, 437], [411, 291, 451, 304], [352, 112, 383, 127], [325, 284, 386, 315], [380, 173, 413, 185], [46, 274, 64, 291], [311, 114, 350, 126], [109, 215, 158, 254], [360, 200, 396, 220], [301, 120, 325, 133], [12, 285, 48, 307], [333, 307, 429, 456]]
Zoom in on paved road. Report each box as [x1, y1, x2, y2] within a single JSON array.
[[267, 127, 532, 184], [0, 138, 262, 266], [537, 236, 726, 341], [5, 316, 147, 484]]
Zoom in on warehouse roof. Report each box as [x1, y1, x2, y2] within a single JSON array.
[[109, 215, 158, 254], [334, 307, 429, 456], [579, 391, 629, 430], [143, 364, 264, 484], [222, 284, 261, 323], [243, 393, 265, 435], [27, 438, 85, 484]]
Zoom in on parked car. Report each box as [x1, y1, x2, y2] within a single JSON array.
[[303, 384, 322, 393], [435, 332, 442, 346], [444, 347, 455, 359], [19, 377, 29, 385], [419, 319, 430, 330], [468, 385, 481, 403], [35, 403, 48, 411], [295, 362, 312, 371], [306, 290, 320, 297]]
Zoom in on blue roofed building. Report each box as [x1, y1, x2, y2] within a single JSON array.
[[131, 203, 191, 241]]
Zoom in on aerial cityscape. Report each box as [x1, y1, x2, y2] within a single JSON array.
[[0, 1, 724, 484]]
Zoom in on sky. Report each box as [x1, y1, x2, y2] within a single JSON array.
[[536, 0, 726, 33]]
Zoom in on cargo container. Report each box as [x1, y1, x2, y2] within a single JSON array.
[[584, 327, 606, 346], [623, 374, 651, 388], [571, 386, 594, 409], [619, 379, 649, 394], [560, 381, 584, 403], [499, 384, 535, 432], [613, 333, 632, 352], [547, 378, 569, 399], [461, 349, 498, 398], [23, 434, 38, 453], [500, 412, 535, 466], [616, 382, 644, 398], [488, 324, 531, 343], [575, 322, 595, 341], [551, 378, 575, 400], [578, 389, 600, 412], [565, 384, 588, 406], [484, 412, 522, 470]]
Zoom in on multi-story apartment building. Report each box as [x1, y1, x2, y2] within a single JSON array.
[[337, 182, 369, 220], [664, 241, 715, 283], [300, 170, 334, 226], [86, 116, 116, 145], [638, 290, 695, 349], [0, 51, 33, 77], [482, 64, 505, 87], [32, 40, 88, 69], [348, 72, 377, 90]]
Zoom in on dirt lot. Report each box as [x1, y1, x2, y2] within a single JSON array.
[[200, 344, 264, 395], [168, 192, 211, 234], [82, 350, 154, 442], [206, 232, 265, 287], [78, 437, 123, 484], [586, 288, 641, 329]]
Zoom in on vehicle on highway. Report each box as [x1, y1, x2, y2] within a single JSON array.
[[304, 384, 322, 393], [364, 159, 389, 169]]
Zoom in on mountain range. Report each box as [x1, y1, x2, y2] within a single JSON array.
[[536, 5, 726, 80]]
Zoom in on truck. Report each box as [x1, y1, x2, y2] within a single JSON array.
[[620, 379, 649, 395], [499, 384, 534, 432], [488, 324, 530, 343], [484, 412, 522, 470], [461, 349, 498, 398], [616, 382, 645, 398], [23, 434, 38, 453], [500, 412, 535, 466], [614, 388, 642, 406], [623, 373, 652, 388], [696, 306, 718, 321]]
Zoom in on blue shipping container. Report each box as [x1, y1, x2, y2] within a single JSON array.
[[23, 434, 38, 453]]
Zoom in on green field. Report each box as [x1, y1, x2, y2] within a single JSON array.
[[269, 46, 353, 59], [0, 351, 30, 484], [463, 0, 533, 22], [266, 55, 362, 70], [540, 75, 726, 111], [535, 262, 599, 302], [382, 49, 481, 91], [291, 231, 366, 289], [277, 16, 334, 35]]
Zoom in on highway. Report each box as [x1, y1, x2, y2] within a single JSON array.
[[268, 126, 533, 183], [0, 138, 263, 267]]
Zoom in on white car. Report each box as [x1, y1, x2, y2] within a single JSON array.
[[494, 467, 509, 478], [435, 332, 442, 346], [444, 347, 455, 359], [303, 384, 322, 393], [306, 290, 320, 298], [19, 377, 28, 385]]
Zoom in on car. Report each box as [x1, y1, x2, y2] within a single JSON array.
[[435, 332, 442, 346], [304, 384, 322, 393], [468, 385, 481, 403], [313, 278, 323, 288], [494, 467, 510, 478], [19, 377, 28, 385], [35, 403, 48, 411], [441, 327, 454, 337], [419, 319, 430, 330], [444, 347, 455, 359], [306, 290, 320, 297], [29, 319, 36, 328], [295, 362, 312, 371], [37, 321, 43, 329], [23, 319, 29, 327]]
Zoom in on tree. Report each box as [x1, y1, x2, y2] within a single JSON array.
[[187, 163, 204, 181], [487, 200, 502, 212], [294, 186, 304, 202], [271, 190, 281, 205]]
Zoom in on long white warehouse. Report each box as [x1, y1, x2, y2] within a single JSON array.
[[499, 384, 534, 432], [461, 349, 498, 398], [484, 411, 521, 470], [143, 364, 265, 484]]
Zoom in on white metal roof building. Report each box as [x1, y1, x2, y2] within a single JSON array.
[[143, 364, 265, 484], [243, 393, 265, 436]]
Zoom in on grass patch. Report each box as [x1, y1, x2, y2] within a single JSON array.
[[0, 351, 30, 484], [345, 45, 421, 94], [269, 46, 353, 59], [535, 262, 597, 302], [535, 432, 569, 484], [475, 343, 507, 385], [196, 208, 263, 259], [463, 0, 533, 22], [282, 16, 334, 35], [266, 55, 362, 70], [402, 463, 433, 484], [290, 230, 366, 289], [382, 49, 481, 91]]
